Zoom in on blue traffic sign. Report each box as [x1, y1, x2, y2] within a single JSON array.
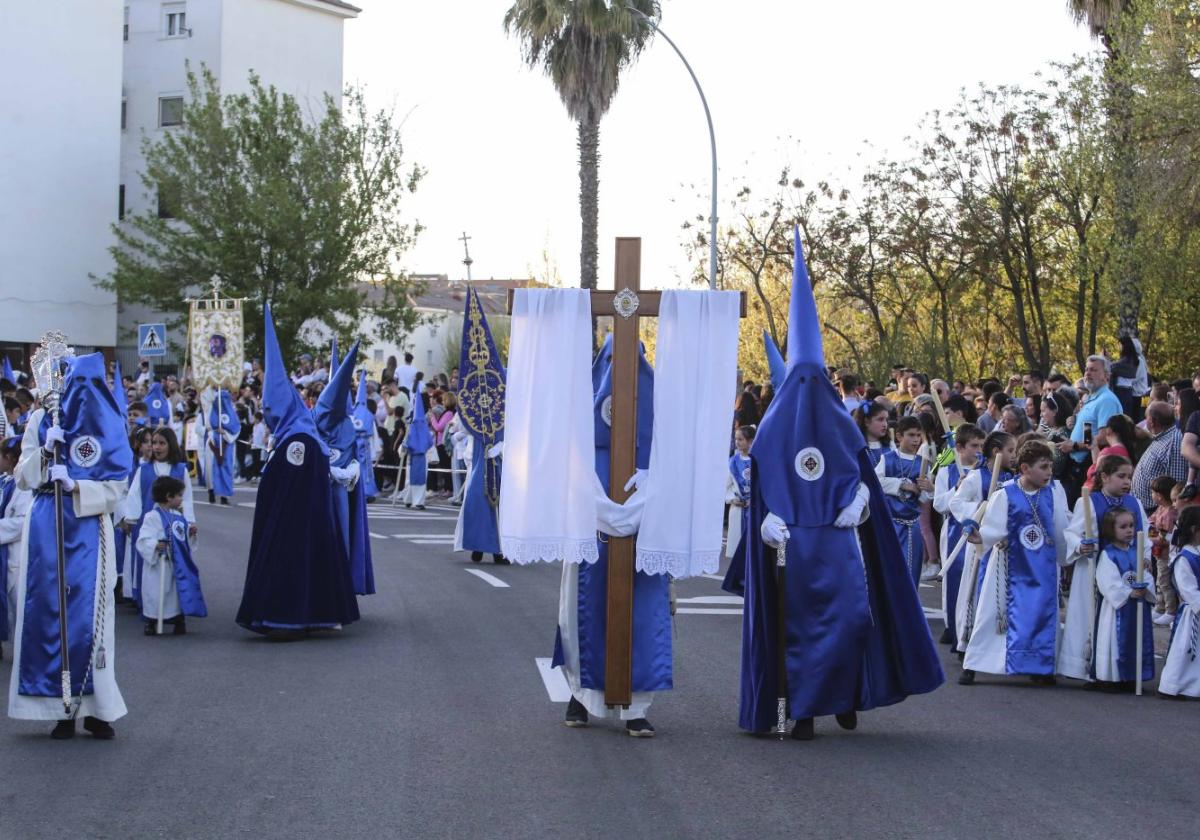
[[138, 323, 167, 358]]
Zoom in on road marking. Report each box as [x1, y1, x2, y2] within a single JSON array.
[[369, 532, 389, 540], [535, 657, 572, 702], [676, 595, 743, 605], [676, 607, 742, 615], [922, 606, 946, 621], [466, 568, 510, 588], [700, 574, 726, 581], [390, 533, 456, 538], [410, 538, 455, 546], [238, 502, 256, 509]]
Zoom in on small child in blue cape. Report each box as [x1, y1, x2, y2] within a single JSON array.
[[136, 475, 207, 635], [1093, 505, 1155, 690]]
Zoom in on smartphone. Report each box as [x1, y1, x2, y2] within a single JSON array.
[[1083, 422, 1093, 446]]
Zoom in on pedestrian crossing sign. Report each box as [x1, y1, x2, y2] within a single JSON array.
[[138, 323, 167, 358]]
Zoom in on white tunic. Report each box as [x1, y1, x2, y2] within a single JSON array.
[[933, 461, 972, 621], [8, 411, 127, 722], [1093, 548, 1156, 682], [1159, 553, 1200, 697], [962, 481, 1068, 676], [1057, 496, 1151, 681], [2, 481, 32, 639], [135, 510, 187, 621], [948, 470, 991, 652]]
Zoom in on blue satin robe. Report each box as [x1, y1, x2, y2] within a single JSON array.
[[998, 483, 1060, 675], [1098, 543, 1155, 682], [460, 434, 501, 555], [880, 449, 925, 584], [148, 506, 208, 618]]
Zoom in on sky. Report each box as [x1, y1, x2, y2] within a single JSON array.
[[343, 1, 1097, 290]]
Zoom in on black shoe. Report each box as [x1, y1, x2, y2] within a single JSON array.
[[82, 716, 115, 740], [50, 720, 75, 740], [208, 490, 215, 504], [791, 717, 815, 741], [1029, 674, 1057, 686], [565, 697, 588, 728], [958, 669, 975, 686], [625, 718, 655, 738], [404, 503, 412, 509], [493, 554, 510, 565], [938, 627, 953, 645], [144, 622, 157, 636], [470, 551, 483, 564], [835, 711, 858, 731], [173, 619, 187, 636], [220, 498, 230, 506], [414, 505, 426, 510]]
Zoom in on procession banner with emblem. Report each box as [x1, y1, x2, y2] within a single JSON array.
[[187, 278, 245, 389]]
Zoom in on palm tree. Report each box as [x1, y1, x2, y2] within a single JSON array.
[[1066, 1, 1141, 338], [504, 0, 660, 289]]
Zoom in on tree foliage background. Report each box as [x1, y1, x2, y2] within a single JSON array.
[[688, 0, 1200, 386], [99, 68, 426, 363]]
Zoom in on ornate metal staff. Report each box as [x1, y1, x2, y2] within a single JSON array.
[[775, 533, 788, 738], [32, 330, 74, 713]]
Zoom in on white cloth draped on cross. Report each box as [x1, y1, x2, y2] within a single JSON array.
[[497, 287, 740, 578]]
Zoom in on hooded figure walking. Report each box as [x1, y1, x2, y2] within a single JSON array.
[[730, 229, 944, 740]]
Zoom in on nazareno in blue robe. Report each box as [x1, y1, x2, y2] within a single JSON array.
[[151, 506, 208, 618], [206, 390, 241, 498], [352, 373, 379, 499], [551, 341, 672, 694], [236, 304, 359, 632], [20, 353, 132, 698], [735, 228, 942, 730]]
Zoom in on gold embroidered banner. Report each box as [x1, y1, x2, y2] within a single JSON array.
[[189, 294, 244, 389]]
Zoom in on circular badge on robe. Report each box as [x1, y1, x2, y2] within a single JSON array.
[[171, 520, 187, 541], [742, 466, 752, 484], [351, 417, 364, 430], [1123, 570, 1138, 587], [151, 399, 163, 410], [220, 413, 230, 425], [1019, 524, 1045, 551], [794, 447, 825, 482], [601, 395, 613, 427], [70, 435, 102, 468], [286, 441, 306, 465]]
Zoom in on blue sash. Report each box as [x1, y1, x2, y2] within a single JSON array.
[[1099, 542, 1154, 681], [1000, 483, 1059, 675], [155, 506, 207, 617]]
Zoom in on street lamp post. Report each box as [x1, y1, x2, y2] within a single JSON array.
[[627, 7, 718, 290]]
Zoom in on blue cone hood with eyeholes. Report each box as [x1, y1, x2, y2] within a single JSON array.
[[38, 352, 132, 481], [262, 302, 326, 453]]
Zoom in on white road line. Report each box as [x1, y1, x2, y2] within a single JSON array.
[[369, 532, 390, 540], [237, 502, 256, 509], [676, 607, 742, 615], [922, 606, 946, 621], [700, 574, 726, 581], [390, 533, 456, 538], [409, 538, 456, 545], [676, 595, 743, 605], [466, 568, 510, 588], [535, 657, 572, 702]]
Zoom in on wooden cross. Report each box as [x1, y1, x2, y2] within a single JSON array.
[[511, 238, 743, 707]]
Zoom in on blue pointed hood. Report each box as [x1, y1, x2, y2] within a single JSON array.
[[262, 302, 324, 450], [352, 370, 375, 440], [314, 340, 359, 467], [457, 288, 506, 443], [786, 226, 824, 372], [112, 359, 129, 418], [208, 388, 241, 437], [328, 337, 338, 378], [2, 356, 13, 383], [591, 333, 614, 394], [45, 352, 133, 481], [763, 329, 786, 391], [405, 386, 433, 454], [144, 381, 171, 426], [752, 227, 861, 527]]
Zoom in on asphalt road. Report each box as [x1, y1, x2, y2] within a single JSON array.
[[0, 486, 1195, 840]]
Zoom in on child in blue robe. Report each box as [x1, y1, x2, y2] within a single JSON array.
[[136, 475, 207, 635], [876, 415, 933, 585], [1093, 505, 1155, 689], [720, 424, 755, 595], [1159, 506, 1200, 698], [931, 423, 984, 647]]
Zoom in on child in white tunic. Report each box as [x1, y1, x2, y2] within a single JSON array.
[[1093, 506, 1156, 689], [1059, 454, 1150, 682], [1159, 506, 1200, 699], [136, 475, 206, 635]]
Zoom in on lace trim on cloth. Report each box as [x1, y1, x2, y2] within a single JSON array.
[[500, 536, 599, 566], [635, 547, 722, 578]]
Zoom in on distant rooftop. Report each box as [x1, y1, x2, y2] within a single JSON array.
[[359, 275, 540, 315]]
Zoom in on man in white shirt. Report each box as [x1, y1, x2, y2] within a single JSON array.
[[394, 352, 418, 395]]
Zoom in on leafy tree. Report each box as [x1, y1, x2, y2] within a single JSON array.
[[98, 67, 425, 363], [503, 0, 660, 289]]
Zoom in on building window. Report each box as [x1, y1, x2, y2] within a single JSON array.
[[118, 185, 126, 221], [426, 350, 433, 366], [124, 7, 130, 41], [163, 4, 187, 38], [157, 183, 179, 219], [158, 96, 183, 128], [121, 98, 127, 130], [373, 349, 384, 363]]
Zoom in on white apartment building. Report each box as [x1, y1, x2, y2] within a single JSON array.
[[0, 2, 125, 367], [117, 0, 359, 367]]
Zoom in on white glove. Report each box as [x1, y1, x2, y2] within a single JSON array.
[[594, 474, 645, 537], [49, 464, 76, 493], [329, 463, 359, 490], [833, 482, 870, 529], [43, 425, 66, 453], [486, 442, 504, 459], [623, 469, 649, 493], [760, 513, 788, 549]]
